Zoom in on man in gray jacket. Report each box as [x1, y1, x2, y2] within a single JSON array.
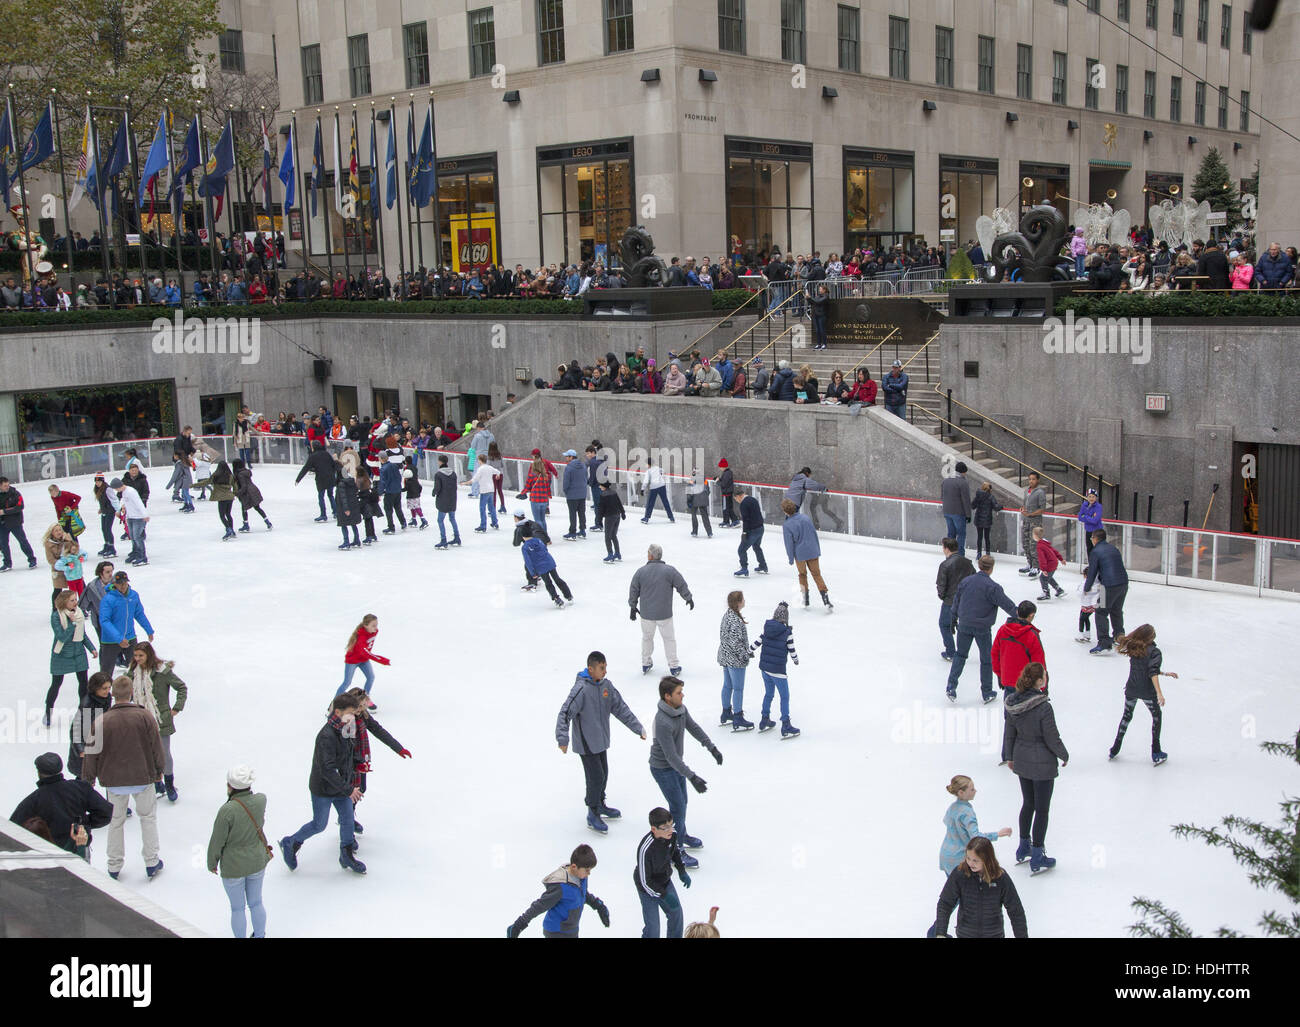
[[941, 462, 973, 556], [556, 651, 645, 835], [648, 676, 721, 869], [947, 555, 1019, 703], [1019, 472, 1047, 575], [629, 544, 694, 676]]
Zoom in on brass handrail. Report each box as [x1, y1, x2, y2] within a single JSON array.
[[687, 288, 763, 354], [747, 320, 801, 365], [933, 383, 1116, 488], [725, 286, 803, 349], [899, 330, 941, 372]]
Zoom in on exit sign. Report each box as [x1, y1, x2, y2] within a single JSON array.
[[1145, 393, 1171, 413]]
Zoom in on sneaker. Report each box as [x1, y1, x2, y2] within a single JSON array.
[[731, 711, 755, 731], [734, 569, 749, 577], [145, 859, 165, 880], [1089, 645, 1113, 656], [280, 837, 301, 870], [758, 717, 776, 732], [1152, 751, 1168, 766], [586, 809, 609, 833]]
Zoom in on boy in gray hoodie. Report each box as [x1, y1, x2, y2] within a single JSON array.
[[648, 676, 722, 869]]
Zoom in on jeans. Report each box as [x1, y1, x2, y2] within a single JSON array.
[[179, 484, 192, 507], [127, 518, 147, 561], [1096, 583, 1128, 648], [812, 313, 827, 348], [337, 660, 375, 695], [99, 640, 135, 677], [640, 617, 678, 668], [650, 765, 689, 847], [947, 626, 994, 696], [1113, 695, 1163, 754], [638, 881, 684, 939], [944, 514, 967, 555], [885, 401, 906, 419], [938, 603, 956, 657], [738, 526, 767, 571], [566, 497, 586, 534], [290, 792, 356, 848], [317, 486, 336, 518], [590, 484, 604, 527], [238, 447, 252, 466], [578, 750, 609, 812], [437, 510, 460, 542], [760, 671, 791, 721], [529, 501, 548, 534], [721, 665, 746, 713], [1074, 253, 1086, 278], [479, 493, 498, 529], [643, 486, 673, 521], [0, 523, 36, 566], [99, 512, 116, 551], [221, 869, 267, 938], [1017, 777, 1055, 847]]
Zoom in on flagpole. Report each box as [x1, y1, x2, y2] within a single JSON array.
[[387, 100, 407, 300], [50, 92, 77, 292], [292, 113, 314, 280], [367, 104, 387, 297], [428, 93, 441, 273], [408, 98, 422, 271], [85, 105, 115, 307], [335, 109, 352, 289], [222, 110, 237, 258], [316, 113, 335, 285], [164, 103, 186, 301], [197, 113, 220, 277], [10, 94, 37, 289], [122, 100, 154, 301]]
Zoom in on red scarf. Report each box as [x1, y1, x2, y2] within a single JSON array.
[[351, 716, 373, 787]]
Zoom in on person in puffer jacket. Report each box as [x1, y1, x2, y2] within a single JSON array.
[[991, 601, 1046, 696], [1002, 663, 1069, 874], [231, 460, 271, 532], [939, 775, 1010, 876], [749, 602, 800, 737], [1033, 526, 1065, 600], [521, 524, 572, 607], [378, 446, 407, 533], [506, 845, 609, 938], [716, 591, 753, 731], [716, 459, 737, 527], [929, 837, 1028, 938]]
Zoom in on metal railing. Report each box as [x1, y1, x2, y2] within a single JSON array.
[[3, 435, 1296, 600]]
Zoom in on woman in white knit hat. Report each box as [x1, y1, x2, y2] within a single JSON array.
[[206, 765, 271, 938]]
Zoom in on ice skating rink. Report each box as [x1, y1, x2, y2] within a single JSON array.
[[4, 468, 1296, 938]]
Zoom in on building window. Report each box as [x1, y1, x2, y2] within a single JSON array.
[[348, 34, 371, 97], [1197, 0, 1208, 41], [435, 154, 500, 272], [939, 156, 998, 251], [301, 44, 322, 105], [1172, 0, 1184, 35], [604, 0, 634, 54], [219, 29, 245, 73], [1085, 58, 1100, 109], [781, 0, 806, 64], [1240, 90, 1250, 131], [468, 8, 496, 79], [1052, 51, 1067, 105], [977, 36, 995, 94], [537, 0, 565, 65], [725, 139, 814, 260], [1144, 70, 1156, 117], [1115, 65, 1129, 113], [403, 22, 430, 87], [1087, 0, 1100, 10], [1218, 85, 1229, 129], [844, 149, 915, 253], [889, 17, 909, 80], [1219, 3, 1231, 47], [1146, 0, 1158, 30], [1194, 80, 1206, 124], [718, 0, 745, 54], [1242, 10, 1252, 53], [1016, 44, 1032, 100], [935, 26, 953, 87], [1118, 0, 1130, 22], [1170, 75, 1182, 121], [538, 139, 634, 268], [838, 6, 860, 73]]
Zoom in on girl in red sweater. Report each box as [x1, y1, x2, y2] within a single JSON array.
[[336, 615, 391, 708]]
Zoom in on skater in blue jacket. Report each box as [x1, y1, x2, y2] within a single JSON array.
[[506, 844, 610, 938], [521, 524, 573, 608], [750, 601, 800, 738], [939, 774, 1011, 875]]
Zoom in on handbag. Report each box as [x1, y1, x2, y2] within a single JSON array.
[[232, 797, 274, 861]]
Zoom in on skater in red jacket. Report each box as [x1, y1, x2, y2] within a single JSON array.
[[1033, 526, 1066, 601], [992, 600, 1046, 697], [336, 614, 391, 708]]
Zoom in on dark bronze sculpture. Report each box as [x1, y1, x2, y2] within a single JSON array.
[[618, 226, 669, 287], [982, 205, 1070, 283]]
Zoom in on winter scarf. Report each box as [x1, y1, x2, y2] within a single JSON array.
[[53, 605, 87, 652], [352, 715, 374, 787], [329, 711, 359, 740], [130, 664, 164, 723]]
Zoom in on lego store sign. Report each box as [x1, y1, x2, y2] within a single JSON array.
[[450, 215, 497, 272]]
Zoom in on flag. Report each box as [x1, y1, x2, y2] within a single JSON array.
[[0, 102, 13, 200], [20, 101, 54, 172], [99, 116, 129, 217], [406, 107, 416, 192], [348, 117, 359, 216], [384, 114, 397, 210], [140, 112, 169, 189], [169, 115, 201, 221], [278, 121, 296, 212], [69, 107, 93, 211], [332, 115, 343, 215], [199, 118, 235, 221], [311, 119, 323, 217], [262, 115, 274, 219], [411, 111, 435, 208]]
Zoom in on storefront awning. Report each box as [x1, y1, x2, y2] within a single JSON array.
[[1088, 159, 1133, 169]]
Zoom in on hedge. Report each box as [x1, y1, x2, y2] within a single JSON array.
[[1057, 291, 1300, 319]]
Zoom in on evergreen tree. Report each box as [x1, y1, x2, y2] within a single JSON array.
[[1130, 729, 1300, 938], [946, 249, 975, 280], [1190, 147, 1243, 227]]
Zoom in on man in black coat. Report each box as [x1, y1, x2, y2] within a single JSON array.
[[280, 694, 366, 874], [0, 476, 38, 570], [9, 753, 112, 857], [1083, 528, 1129, 654], [1196, 241, 1229, 290], [937, 537, 976, 662], [295, 441, 339, 521]]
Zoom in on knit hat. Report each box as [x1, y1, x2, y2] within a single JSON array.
[[35, 752, 62, 778], [226, 764, 255, 790], [647, 359, 656, 367], [717, 458, 729, 469], [773, 601, 789, 625], [955, 462, 968, 473], [530, 448, 542, 457], [109, 477, 123, 488]]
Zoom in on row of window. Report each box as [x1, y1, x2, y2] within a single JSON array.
[[1075, 0, 1251, 51]]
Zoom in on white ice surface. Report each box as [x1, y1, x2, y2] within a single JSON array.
[[3, 468, 1296, 938]]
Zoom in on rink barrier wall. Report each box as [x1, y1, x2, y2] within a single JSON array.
[[2, 434, 1296, 601]]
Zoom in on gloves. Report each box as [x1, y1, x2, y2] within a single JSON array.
[[592, 898, 610, 928], [398, 749, 412, 759], [506, 924, 521, 938], [686, 599, 695, 611], [689, 774, 708, 794], [679, 870, 692, 888], [629, 608, 638, 621], [708, 745, 723, 765]]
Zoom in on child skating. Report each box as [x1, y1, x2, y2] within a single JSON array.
[[1075, 580, 1103, 644], [750, 601, 800, 738], [1033, 526, 1065, 601], [402, 459, 428, 530], [521, 523, 573, 608], [939, 775, 1011, 875], [336, 615, 390, 708], [506, 844, 610, 938], [1110, 624, 1177, 765]]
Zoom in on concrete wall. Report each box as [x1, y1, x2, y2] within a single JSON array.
[[939, 321, 1300, 530]]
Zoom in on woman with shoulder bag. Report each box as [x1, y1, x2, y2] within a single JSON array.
[[207, 764, 271, 938]]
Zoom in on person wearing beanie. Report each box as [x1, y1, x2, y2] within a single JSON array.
[[634, 806, 691, 938], [378, 441, 408, 534], [940, 461, 973, 557], [207, 765, 271, 937], [598, 481, 626, 562], [781, 499, 832, 611], [750, 603, 801, 738], [295, 440, 339, 523], [432, 454, 461, 549], [9, 752, 112, 860], [716, 459, 738, 528]]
